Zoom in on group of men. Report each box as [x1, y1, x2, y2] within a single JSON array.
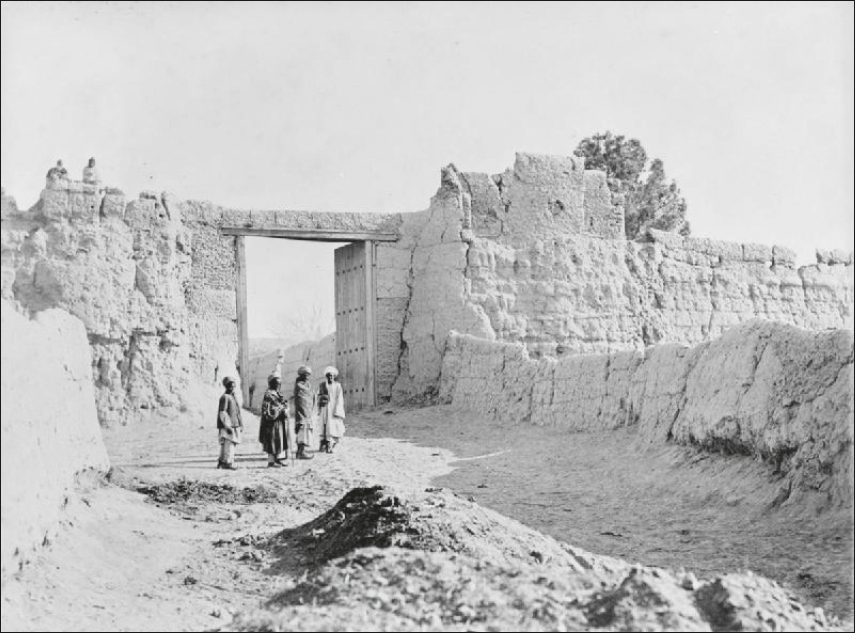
[[215, 366, 346, 470]]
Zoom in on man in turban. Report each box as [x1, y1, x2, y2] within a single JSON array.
[[216, 376, 243, 470], [293, 366, 316, 459], [82, 157, 102, 187], [318, 366, 346, 454], [259, 372, 290, 467]]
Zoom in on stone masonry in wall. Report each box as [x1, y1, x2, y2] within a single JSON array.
[[1, 151, 852, 424]]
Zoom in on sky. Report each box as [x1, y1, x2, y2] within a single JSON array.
[[2, 1, 853, 338]]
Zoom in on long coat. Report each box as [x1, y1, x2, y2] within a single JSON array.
[[318, 380, 345, 441], [259, 388, 288, 456], [293, 377, 316, 446]]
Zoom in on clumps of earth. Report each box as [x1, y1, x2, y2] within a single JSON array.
[[220, 486, 840, 632], [135, 478, 282, 505], [133, 478, 289, 524]]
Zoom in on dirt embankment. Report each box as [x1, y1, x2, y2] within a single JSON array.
[[441, 320, 855, 506]]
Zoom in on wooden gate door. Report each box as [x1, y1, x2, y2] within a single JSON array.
[[334, 242, 375, 412]]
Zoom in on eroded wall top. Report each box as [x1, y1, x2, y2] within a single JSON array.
[[2, 151, 852, 418], [459, 152, 625, 242], [391, 153, 853, 399]]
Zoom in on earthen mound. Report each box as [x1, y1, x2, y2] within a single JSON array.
[[229, 547, 838, 632], [251, 486, 841, 631], [267, 486, 626, 577]]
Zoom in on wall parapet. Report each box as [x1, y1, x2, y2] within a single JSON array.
[[646, 228, 854, 270]]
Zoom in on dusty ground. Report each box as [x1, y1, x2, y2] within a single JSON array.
[[353, 406, 855, 619], [1, 408, 455, 632], [1, 403, 852, 631]]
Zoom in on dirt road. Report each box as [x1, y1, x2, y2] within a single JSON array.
[[2, 403, 851, 631]]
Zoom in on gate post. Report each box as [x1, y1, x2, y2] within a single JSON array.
[[235, 236, 251, 405], [364, 240, 376, 407]]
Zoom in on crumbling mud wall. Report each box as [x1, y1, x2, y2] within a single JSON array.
[[440, 319, 854, 505], [463, 231, 852, 359], [1, 183, 403, 423], [2, 186, 211, 425], [0, 300, 110, 580], [392, 153, 853, 398], [2, 151, 852, 419]]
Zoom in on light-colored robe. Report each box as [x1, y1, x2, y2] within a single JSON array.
[[319, 380, 345, 441]]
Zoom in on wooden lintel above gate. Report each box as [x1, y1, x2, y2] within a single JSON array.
[[220, 227, 398, 242]]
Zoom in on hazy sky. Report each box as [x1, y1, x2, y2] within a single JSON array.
[[2, 1, 853, 338]]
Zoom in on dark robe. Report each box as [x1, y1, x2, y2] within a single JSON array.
[[259, 388, 287, 456]]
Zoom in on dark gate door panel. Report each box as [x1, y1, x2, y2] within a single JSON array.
[[334, 242, 370, 412]]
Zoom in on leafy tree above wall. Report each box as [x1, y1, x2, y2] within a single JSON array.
[[574, 131, 691, 240]]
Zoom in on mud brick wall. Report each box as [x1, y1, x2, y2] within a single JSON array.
[[634, 230, 854, 345], [180, 200, 242, 397], [3, 151, 852, 419], [2, 181, 409, 423], [440, 321, 854, 505], [392, 153, 853, 399], [375, 232, 417, 402]]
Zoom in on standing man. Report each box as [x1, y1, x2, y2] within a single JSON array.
[[217, 376, 243, 470], [259, 372, 290, 467], [293, 365, 315, 460], [318, 366, 346, 454], [82, 157, 101, 187]]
